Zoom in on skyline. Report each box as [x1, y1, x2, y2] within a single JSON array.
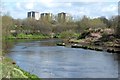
[[1, 0, 119, 19]]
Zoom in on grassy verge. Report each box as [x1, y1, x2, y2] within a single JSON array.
[[8, 33, 50, 39], [0, 56, 41, 80]]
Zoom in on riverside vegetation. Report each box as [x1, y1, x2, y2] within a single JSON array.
[[1, 41, 41, 79], [0, 57, 40, 79], [1, 14, 120, 78]]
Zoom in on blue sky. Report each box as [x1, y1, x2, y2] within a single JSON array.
[[1, 0, 119, 19]]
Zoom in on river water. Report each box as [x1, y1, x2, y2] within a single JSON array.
[[7, 39, 118, 78]]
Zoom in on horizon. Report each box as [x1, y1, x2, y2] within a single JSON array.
[[1, 0, 119, 19]]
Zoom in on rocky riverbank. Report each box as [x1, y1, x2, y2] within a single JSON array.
[[57, 38, 120, 53]]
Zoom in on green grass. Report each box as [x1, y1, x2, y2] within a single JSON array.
[[0, 57, 41, 80], [69, 39, 83, 43], [8, 33, 50, 39]]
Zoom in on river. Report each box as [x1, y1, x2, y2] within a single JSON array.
[[6, 39, 118, 78]]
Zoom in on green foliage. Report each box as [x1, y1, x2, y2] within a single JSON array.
[[52, 33, 60, 38], [15, 33, 49, 39], [17, 33, 26, 38], [115, 16, 120, 38], [59, 31, 78, 39], [89, 18, 106, 29], [76, 16, 107, 33], [77, 31, 90, 39], [2, 14, 120, 39], [1, 57, 40, 79], [17, 67, 39, 78], [2, 15, 14, 37], [76, 16, 90, 33], [99, 16, 111, 28]]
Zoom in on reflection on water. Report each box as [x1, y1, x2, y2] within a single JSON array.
[[7, 39, 118, 78]]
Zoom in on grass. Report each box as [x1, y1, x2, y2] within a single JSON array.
[[8, 33, 50, 39], [69, 39, 83, 43], [0, 56, 41, 80], [1, 37, 42, 79]]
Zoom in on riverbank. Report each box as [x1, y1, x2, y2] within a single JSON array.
[[68, 38, 120, 53], [2, 34, 59, 79], [0, 55, 41, 79], [7, 33, 50, 39], [56, 38, 120, 53], [1, 36, 47, 79]]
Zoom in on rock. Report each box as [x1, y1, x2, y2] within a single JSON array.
[[57, 43, 66, 46], [12, 61, 16, 64]]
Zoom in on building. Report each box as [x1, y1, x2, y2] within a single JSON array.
[[57, 12, 72, 23], [40, 13, 53, 22], [27, 11, 40, 20]]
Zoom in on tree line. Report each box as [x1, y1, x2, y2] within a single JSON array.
[[2, 15, 120, 39]]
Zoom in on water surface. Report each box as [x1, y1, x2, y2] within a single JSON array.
[[7, 39, 118, 78]]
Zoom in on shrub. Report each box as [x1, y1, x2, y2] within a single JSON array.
[[59, 31, 77, 39], [77, 31, 90, 39]]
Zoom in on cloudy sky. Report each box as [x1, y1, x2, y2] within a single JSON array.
[[1, 0, 119, 19]]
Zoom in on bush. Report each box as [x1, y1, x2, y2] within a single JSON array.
[[59, 31, 78, 39], [11, 33, 50, 39], [8, 34, 16, 39], [17, 33, 26, 38], [99, 33, 115, 42], [77, 31, 90, 39]]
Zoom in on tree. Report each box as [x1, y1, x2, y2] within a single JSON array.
[[109, 16, 120, 38], [99, 16, 111, 28], [76, 15, 90, 33], [89, 18, 106, 29], [115, 16, 120, 38], [2, 15, 13, 38]]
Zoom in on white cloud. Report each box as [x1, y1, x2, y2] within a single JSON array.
[[39, 0, 55, 7], [25, 0, 35, 10], [102, 5, 117, 12], [38, 0, 119, 2], [3, 0, 118, 19], [65, 3, 72, 7], [2, 0, 120, 2], [67, 7, 90, 18], [16, 2, 22, 10], [25, 3, 34, 9]]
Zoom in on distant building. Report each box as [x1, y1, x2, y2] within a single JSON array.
[[57, 12, 72, 23], [40, 13, 53, 22], [27, 11, 40, 20]]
